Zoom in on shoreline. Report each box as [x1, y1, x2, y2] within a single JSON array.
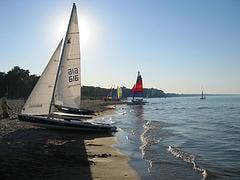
[[0, 99, 140, 180], [86, 136, 140, 180]]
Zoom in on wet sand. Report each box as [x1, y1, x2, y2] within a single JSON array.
[[86, 137, 139, 180], [0, 99, 139, 180]]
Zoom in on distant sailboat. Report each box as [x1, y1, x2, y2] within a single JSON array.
[[104, 86, 113, 101], [200, 90, 206, 100], [19, 4, 116, 132], [113, 86, 122, 101], [117, 86, 122, 100], [127, 71, 147, 105], [104, 85, 122, 101]]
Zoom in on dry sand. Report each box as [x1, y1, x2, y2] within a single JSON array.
[[0, 99, 140, 180]]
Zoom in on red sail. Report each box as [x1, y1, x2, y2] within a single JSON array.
[[131, 85, 136, 93], [132, 72, 143, 93]]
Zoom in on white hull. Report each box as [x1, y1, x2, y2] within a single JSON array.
[[52, 112, 93, 120], [127, 99, 147, 105], [18, 115, 116, 132]]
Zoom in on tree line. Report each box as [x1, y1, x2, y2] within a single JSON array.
[[0, 66, 39, 99], [0, 66, 172, 100]]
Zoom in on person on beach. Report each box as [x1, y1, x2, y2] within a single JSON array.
[[0, 97, 12, 119]]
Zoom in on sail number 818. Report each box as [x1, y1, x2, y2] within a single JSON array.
[[68, 68, 79, 82]]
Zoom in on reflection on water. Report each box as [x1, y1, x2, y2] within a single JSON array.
[[132, 105, 144, 118], [131, 105, 145, 136]]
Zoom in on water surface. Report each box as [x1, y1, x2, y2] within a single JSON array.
[[97, 96, 240, 179]]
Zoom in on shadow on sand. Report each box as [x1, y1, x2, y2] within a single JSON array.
[[0, 128, 113, 180]]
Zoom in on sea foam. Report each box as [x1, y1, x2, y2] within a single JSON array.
[[168, 146, 208, 179]]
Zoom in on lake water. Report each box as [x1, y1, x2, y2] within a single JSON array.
[[98, 96, 240, 179]]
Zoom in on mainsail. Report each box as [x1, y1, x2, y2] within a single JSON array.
[[54, 3, 81, 109], [200, 90, 206, 99], [21, 40, 63, 115]]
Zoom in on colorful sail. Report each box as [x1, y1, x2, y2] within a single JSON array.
[[131, 85, 136, 93], [117, 86, 122, 99], [134, 71, 143, 92], [130, 71, 144, 99]]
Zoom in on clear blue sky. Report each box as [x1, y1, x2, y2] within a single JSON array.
[[0, 0, 240, 93]]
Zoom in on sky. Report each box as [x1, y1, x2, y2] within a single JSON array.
[[0, 0, 240, 94]]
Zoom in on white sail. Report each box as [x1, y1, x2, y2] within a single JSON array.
[[22, 39, 63, 115], [54, 3, 81, 109]]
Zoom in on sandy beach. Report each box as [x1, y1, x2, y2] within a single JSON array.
[[0, 99, 139, 180]]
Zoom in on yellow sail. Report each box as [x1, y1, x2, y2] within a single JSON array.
[[117, 86, 122, 99]]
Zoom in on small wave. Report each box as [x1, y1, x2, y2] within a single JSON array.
[[155, 108, 165, 111], [173, 107, 186, 110], [91, 117, 115, 125], [228, 107, 239, 110], [140, 126, 161, 174], [150, 102, 161, 105], [140, 121, 161, 158], [121, 111, 127, 115], [197, 107, 209, 110], [116, 127, 124, 132], [168, 146, 208, 179]]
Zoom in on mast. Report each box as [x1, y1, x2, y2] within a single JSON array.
[[48, 3, 78, 117]]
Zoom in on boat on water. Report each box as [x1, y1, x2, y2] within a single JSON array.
[[117, 86, 123, 101], [18, 4, 116, 132], [104, 85, 122, 101], [104, 86, 114, 101], [200, 90, 206, 100], [127, 71, 147, 105]]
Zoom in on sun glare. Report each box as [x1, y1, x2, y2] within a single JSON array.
[[50, 14, 68, 41], [79, 18, 91, 46], [48, 13, 91, 48]]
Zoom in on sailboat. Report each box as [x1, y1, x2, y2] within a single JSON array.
[[117, 86, 122, 101], [18, 4, 116, 132], [200, 90, 206, 100], [112, 86, 122, 101], [127, 71, 147, 105], [104, 85, 122, 101]]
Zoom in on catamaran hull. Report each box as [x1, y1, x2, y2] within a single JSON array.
[[127, 100, 147, 105], [18, 115, 117, 132], [52, 112, 93, 120], [55, 105, 96, 116], [60, 108, 96, 116]]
